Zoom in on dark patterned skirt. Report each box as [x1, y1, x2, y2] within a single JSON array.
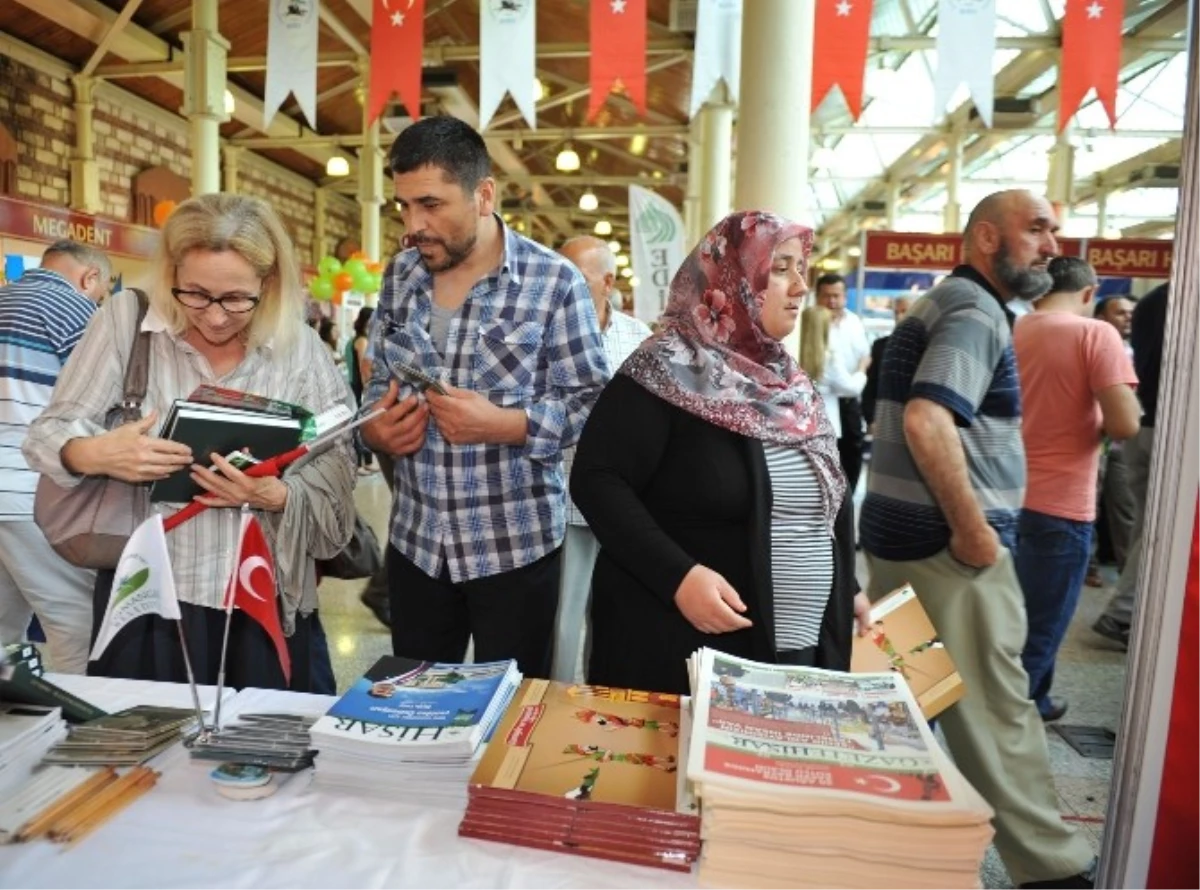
[[87, 569, 335, 695]]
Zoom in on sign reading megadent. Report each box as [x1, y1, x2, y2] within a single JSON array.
[[0, 195, 160, 259], [862, 231, 1172, 279]]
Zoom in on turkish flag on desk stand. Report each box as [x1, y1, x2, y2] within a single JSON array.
[[368, 0, 427, 125], [225, 514, 291, 684], [589, 0, 647, 121], [812, 0, 874, 120], [1058, 0, 1123, 132]]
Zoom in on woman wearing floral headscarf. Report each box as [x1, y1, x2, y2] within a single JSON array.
[[570, 211, 870, 695]]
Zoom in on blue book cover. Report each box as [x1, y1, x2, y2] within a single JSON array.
[[327, 656, 515, 729]]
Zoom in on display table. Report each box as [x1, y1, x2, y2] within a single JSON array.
[[0, 677, 697, 889]]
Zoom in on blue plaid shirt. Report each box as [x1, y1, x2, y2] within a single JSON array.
[[365, 221, 610, 582]]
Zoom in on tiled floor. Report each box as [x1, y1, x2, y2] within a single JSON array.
[[321, 472, 1130, 889]]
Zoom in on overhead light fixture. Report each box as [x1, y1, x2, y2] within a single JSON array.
[[651, 170, 664, 180], [326, 156, 350, 177], [534, 78, 547, 102], [607, 240, 621, 254], [593, 219, 613, 236], [629, 276, 640, 288], [555, 144, 580, 172], [223, 89, 236, 115], [578, 191, 599, 212], [847, 245, 863, 258], [620, 266, 633, 279], [820, 256, 843, 270], [615, 254, 629, 267], [629, 132, 648, 156]]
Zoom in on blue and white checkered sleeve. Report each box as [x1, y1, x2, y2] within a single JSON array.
[[524, 264, 610, 461], [363, 257, 402, 407]]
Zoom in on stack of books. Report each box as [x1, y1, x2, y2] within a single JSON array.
[[152, 386, 311, 503], [186, 712, 318, 772], [686, 648, 994, 889], [310, 657, 520, 807], [460, 679, 701, 873], [42, 706, 198, 767], [0, 703, 68, 801]]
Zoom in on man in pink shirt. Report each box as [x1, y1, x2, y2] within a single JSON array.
[[1013, 256, 1140, 722]]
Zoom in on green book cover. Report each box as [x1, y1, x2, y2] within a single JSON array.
[[0, 662, 108, 724]]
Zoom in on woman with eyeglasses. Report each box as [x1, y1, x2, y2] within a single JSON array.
[[24, 193, 355, 693]]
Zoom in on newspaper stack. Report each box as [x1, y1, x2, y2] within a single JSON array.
[[460, 679, 701, 872], [310, 657, 520, 807], [687, 648, 995, 889]]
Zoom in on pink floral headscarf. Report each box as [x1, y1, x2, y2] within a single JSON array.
[[621, 211, 847, 528]]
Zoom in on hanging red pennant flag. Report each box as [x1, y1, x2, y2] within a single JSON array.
[[1058, 0, 1123, 132], [811, 0, 874, 120], [589, 0, 647, 121], [368, 0, 426, 125]]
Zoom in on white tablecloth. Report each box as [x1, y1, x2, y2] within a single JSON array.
[[0, 678, 697, 889]]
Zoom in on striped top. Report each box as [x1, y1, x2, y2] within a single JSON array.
[[0, 268, 97, 520], [23, 290, 356, 629], [860, 266, 1025, 560], [765, 444, 834, 651]]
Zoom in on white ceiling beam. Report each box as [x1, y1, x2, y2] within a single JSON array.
[[80, 0, 145, 77]]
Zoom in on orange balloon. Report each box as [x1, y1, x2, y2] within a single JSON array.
[[331, 290, 343, 306], [349, 250, 366, 260], [366, 261, 383, 275], [152, 200, 177, 227], [333, 271, 353, 291]]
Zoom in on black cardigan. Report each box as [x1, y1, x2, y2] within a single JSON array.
[[570, 373, 860, 696]]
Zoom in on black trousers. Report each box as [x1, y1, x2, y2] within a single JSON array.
[[387, 545, 561, 679], [837, 396, 865, 494]]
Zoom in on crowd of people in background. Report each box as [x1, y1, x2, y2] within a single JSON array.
[[0, 115, 1172, 890]]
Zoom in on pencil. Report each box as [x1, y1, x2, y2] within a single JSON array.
[[15, 768, 117, 842], [47, 767, 156, 841], [59, 769, 158, 846]]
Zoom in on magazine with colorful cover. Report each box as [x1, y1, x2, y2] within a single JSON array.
[[850, 583, 965, 719], [467, 679, 698, 825], [686, 649, 991, 822], [310, 657, 519, 755]]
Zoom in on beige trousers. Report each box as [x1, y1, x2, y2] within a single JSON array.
[[866, 547, 1094, 885]]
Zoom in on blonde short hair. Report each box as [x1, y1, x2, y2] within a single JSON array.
[[798, 305, 830, 382], [149, 193, 303, 352]]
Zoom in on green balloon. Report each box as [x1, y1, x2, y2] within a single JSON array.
[[367, 272, 383, 294], [351, 266, 374, 292], [317, 256, 341, 278], [309, 275, 334, 300], [342, 257, 368, 281]]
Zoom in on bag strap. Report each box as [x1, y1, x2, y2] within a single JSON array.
[[119, 288, 153, 424]]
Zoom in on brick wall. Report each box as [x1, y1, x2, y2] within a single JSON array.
[[323, 194, 360, 260], [93, 96, 191, 221], [0, 55, 73, 206], [238, 162, 316, 262], [0, 47, 381, 268]]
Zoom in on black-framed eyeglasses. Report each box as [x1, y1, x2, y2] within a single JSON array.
[[171, 287, 261, 314]]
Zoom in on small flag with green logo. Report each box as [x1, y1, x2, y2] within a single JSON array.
[[90, 514, 181, 662]]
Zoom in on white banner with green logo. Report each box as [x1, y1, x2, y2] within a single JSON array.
[[629, 185, 687, 326]]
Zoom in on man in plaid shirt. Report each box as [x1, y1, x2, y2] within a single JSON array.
[[551, 236, 652, 683], [362, 117, 610, 678]]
